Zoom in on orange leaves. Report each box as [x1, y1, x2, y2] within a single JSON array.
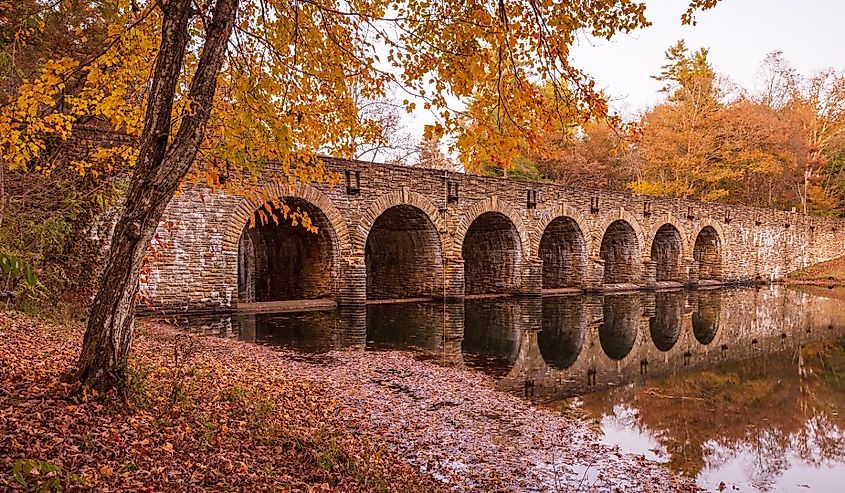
[[0, 311, 449, 492], [4, 0, 664, 194]]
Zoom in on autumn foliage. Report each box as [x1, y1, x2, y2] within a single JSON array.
[[465, 43, 845, 216]]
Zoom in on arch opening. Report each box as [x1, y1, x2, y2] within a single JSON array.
[[365, 205, 444, 300], [462, 211, 523, 295], [600, 220, 642, 285], [539, 217, 587, 290], [694, 226, 722, 281], [651, 224, 684, 282], [649, 292, 683, 351], [238, 198, 337, 303], [599, 294, 641, 361]]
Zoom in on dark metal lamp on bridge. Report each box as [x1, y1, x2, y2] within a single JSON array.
[[446, 180, 459, 204]]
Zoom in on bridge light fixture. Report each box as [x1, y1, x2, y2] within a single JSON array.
[[526, 189, 538, 209], [755, 214, 762, 226], [590, 196, 599, 214], [344, 170, 361, 195], [642, 202, 652, 217], [724, 210, 731, 224], [686, 206, 695, 221], [446, 180, 460, 204]]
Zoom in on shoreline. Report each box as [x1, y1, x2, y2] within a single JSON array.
[[1, 310, 699, 492], [141, 323, 699, 492]]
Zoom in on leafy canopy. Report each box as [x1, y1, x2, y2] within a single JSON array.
[[1, 0, 721, 183]]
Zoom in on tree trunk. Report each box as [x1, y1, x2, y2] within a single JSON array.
[[76, 0, 238, 391]]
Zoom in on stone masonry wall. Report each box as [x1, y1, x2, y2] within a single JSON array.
[[140, 157, 845, 313]]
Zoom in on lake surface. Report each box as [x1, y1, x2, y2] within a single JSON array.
[[163, 285, 845, 492]]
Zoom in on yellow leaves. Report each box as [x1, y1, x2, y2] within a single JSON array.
[[630, 180, 694, 198], [807, 184, 840, 216], [1, 4, 155, 175], [70, 145, 136, 178]]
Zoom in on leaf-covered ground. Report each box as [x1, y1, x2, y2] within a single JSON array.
[[1, 311, 699, 492], [0, 311, 446, 492]]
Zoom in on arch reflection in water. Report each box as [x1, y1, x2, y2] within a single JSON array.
[[538, 296, 591, 370], [692, 290, 721, 344], [649, 292, 684, 352], [366, 302, 463, 363], [462, 299, 534, 377], [232, 307, 367, 352], [599, 294, 642, 361]]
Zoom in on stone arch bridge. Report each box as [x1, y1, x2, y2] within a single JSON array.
[[141, 158, 845, 313]]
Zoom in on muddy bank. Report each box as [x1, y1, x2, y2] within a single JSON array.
[[0, 312, 446, 492]]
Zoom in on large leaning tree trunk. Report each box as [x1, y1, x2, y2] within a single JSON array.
[[77, 0, 238, 391]]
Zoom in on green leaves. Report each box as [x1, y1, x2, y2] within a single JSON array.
[[12, 459, 68, 492], [0, 253, 41, 292]]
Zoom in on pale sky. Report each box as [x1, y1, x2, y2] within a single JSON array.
[[571, 0, 845, 117]]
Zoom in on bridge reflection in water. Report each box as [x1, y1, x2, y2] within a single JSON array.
[[172, 286, 845, 400], [168, 285, 845, 491]]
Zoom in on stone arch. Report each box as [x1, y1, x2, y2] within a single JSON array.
[[650, 223, 685, 282], [225, 182, 351, 304], [536, 209, 589, 290], [588, 209, 647, 258], [225, 181, 351, 255], [598, 218, 644, 285], [452, 197, 531, 258], [694, 225, 723, 281], [456, 198, 531, 296], [364, 204, 445, 300], [354, 190, 446, 256], [532, 206, 592, 258]]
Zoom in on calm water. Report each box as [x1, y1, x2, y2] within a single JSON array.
[[164, 285, 845, 492]]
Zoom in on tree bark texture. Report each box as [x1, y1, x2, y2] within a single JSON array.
[[76, 0, 238, 391]]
